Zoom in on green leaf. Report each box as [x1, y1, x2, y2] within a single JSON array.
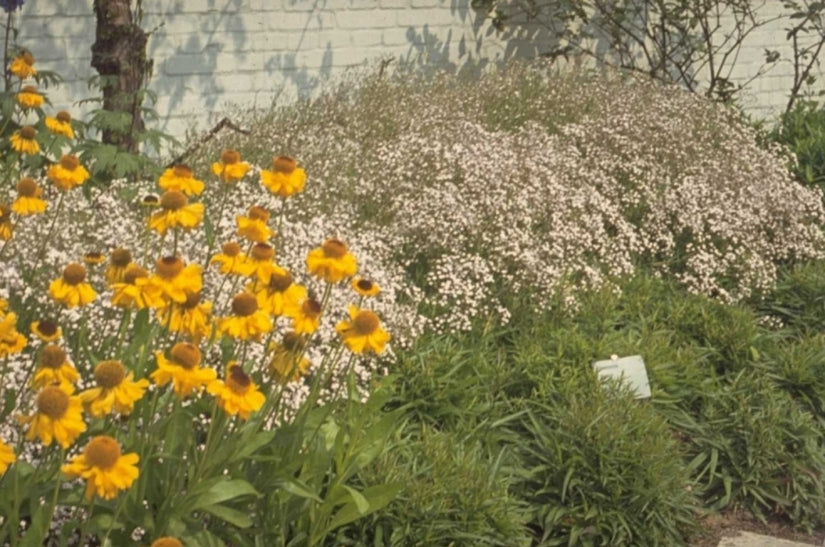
[[191, 479, 260, 510], [324, 483, 403, 533], [184, 530, 226, 547], [274, 477, 323, 503], [201, 503, 252, 528]]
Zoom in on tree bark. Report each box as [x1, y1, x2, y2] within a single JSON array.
[[90, 0, 148, 154]]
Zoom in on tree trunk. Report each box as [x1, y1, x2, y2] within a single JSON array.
[[90, 0, 148, 154]]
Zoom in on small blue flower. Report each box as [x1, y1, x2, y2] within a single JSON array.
[[0, 0, 24, 13]]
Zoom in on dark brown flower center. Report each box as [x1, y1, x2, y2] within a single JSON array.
[[182, 291, 202, 309], [281, 332, 305, 352], [141, 194, 159, 206], [301, 299, 322, 319], [172, 164, 193, 178], [40, 344, 66, 368], [62, 263, 87, 285], [20, 52, 34, 66], [160, 190, 187, 211], [16, 177, 38, 197], [35, 321, 58, 338], [0, 204, 10, 222], [247, 205, 270, 222], [20, 126, 36, 140], [123, 265, 148, 284], [356, 279, 374, 292], [250, 243, 274, 261], [84, 251, 104, 264], [59, 155, 79, 170], [227, 365, 251, 392], [83, 436, 122, 469], [221, 149, 240, 164], [170, 342, 201, 369], [322, 239, 347, 259], [110, 248, 132, 267], [231, 293, 258, 316], [221, 242, 241, 257], [94, 360, 126, 389], [156, 256, 183, 279], [353, 310, 380, 335], [21, 85, 37, 94], [56, 110, 71, 123], [272, 156, 296, 174], [36, 386, 69, 418], [268, 270, 293, 292]]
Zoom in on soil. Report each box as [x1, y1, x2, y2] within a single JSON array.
[[690, 511, 825, 547]]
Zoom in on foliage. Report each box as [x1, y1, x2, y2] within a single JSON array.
[[770, 100, 825, 192]]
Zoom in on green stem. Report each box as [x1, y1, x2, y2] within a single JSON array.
[[31, 191, 66, 275]]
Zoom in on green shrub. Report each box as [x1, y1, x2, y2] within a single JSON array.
[[771, 99, 825, 190]]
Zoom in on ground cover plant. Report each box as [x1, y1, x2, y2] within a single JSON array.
[[2, 38, 825, 547]]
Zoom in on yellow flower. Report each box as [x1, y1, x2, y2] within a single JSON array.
[[260, 156, 307, 198], [105, 248, 135, 286], [16, 85, 43, 109], [83, 251, 106, 266], [10, 126, 39, 155], [158, 164, 204, 196], [352, 277, 380, 298], [255, 266, 306, 316], [149, 538, 183, 547], [62, 435, 139, 500], [248, 242, 278, 284], [12, 177, 47, 215], [140, 194, 160, 208], [32, 344, 79, 390], [49, 263, 97, 308], [236, 205, 272, 243], [210, 241, 254, 276], [158, 291, 213, 342], [44, 111, 74, 138], [211, 149, 250, 183], [0, 297, 7, 315], [111, 265, 165, 309], [145, 256, 202, 305], [306, 239, 358, 283], [0, 204, 11, 241], [79, 360, 149, 417], [0, 439, 15, 476], [30, 320, 62, 343], [149, 190, 204, 235], [335, 306, 391, 355], [151, 342, 217, 399], [22, 386, 86, 448], [207, 363, 265, 420], [0, 312, 26, 357], [47, 155, 89, 190], [268, 332, 311, 383], [217, 292, 272, 341], [9, 51, 35, 79], [287, 298, 322, 335]]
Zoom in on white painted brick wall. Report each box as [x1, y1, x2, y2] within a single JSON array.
[[10, 0, 825, 139]]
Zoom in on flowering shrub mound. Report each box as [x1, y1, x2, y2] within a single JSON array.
[[201, 65, 825, 330]]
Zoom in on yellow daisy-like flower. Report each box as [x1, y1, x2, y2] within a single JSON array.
[[151, 342, 217, 399], [217, 292, 273, 341], [158, 164, 205, 196], [30, 320, 62, 343], [158, 291, 213, 342], [145, 256, 202, 306], [44, 111, 74, 139], [287, 298, 322, 335], [0, 312, 27, 357], [49, 263, 97, 308], [16, 85, 43, 109], [79, 360, 149, 417], [0, 439, 15, 475], [255, 266, 306, 316], [83, 251, 106, 266], [211, 149, 250, 183], [207, 363, 265, 420], [352, 277, 380, 298], [306, 238, 358, 284], [210, 241, 254, 277], [247, 242, 278, 284], [22, 386, 86, 449], [140, 194, 160, 208], [47, 155, 89, 190], [62, 435, 139, 500], [0, 204, 11, 241], [268, 332, 311, 383], [105, 248, 135, 286], [335, 305, 391, 355], [236, 205, 272, 243], [9, 51, 35, 79], [149, 190, 204, 236], [32, 344, 79, 390], [12, 177, 47, 215], [149, 538, 183, 547], [110, 265, 165, 309], [10, 126, 40, 155], [260, 156, 307, 198], [0, 297, 7, 315]]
